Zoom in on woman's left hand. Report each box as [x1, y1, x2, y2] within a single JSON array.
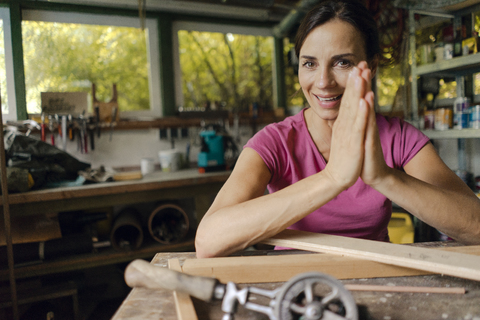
[[356, 62, 391, 187]]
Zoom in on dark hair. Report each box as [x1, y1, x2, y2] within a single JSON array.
[[294, 0, 380, 62]]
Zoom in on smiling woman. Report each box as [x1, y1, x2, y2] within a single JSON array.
[[195, 0, 480, 259]]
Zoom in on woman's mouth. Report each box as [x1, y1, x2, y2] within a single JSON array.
[[314, 94, 343, 109], [315, 94, 343, 102]]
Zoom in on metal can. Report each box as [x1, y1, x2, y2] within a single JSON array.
[[454, 112, 469, 129], [424, 110, 435, 129], [435, 108, 453, 130], [444, 43, 454, 60], [470, 105, 480, 129]]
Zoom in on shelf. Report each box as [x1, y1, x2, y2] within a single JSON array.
[[0, 239, 195, 281], [0, 169, 230, 216], [416, 53, 480, 77], [422, 128, 480, 139]]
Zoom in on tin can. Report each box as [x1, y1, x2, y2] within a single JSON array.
[[444, 43, 454, 60], [424, 110, 435, 129], [435, 108, 452, 130], [454, 112, 469, 129], [470, 105, 480, 129]]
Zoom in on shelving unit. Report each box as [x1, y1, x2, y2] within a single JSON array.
[[422, 128, 480, 139], [409, 5, 480, 134], [0, 238, 194, 282], [416, 52, 480, 78], [409, 4, 480, 174]]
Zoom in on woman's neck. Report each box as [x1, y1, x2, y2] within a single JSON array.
[[304, 108, 334, 161]]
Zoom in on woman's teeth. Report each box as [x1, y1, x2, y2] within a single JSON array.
[[316, 94, 342, 102]]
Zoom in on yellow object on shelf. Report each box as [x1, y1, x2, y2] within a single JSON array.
[[388, 212, 414, 244]]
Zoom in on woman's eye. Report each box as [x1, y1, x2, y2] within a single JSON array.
[[336, 60, 352, 68], [302, 61, 315, 68]]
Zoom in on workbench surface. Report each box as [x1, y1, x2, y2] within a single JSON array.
[[0, 168, 230, 216], [113, 245, 480, 320]]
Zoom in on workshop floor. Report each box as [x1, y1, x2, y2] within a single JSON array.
[[2, 264, 129, 320], [79, 263, 131, 320]]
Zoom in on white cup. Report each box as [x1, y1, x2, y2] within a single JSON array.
[[141, 158, 155, 175]]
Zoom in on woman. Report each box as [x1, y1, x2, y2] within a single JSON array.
[[195, 0, 480, 258]]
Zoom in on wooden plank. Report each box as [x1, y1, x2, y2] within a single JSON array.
[[168, 259, 198, 320], [343, 284, 466, 294], [261, 230, 480, 282], [181, 245, 480, 283], [182, 253, 429, 283]]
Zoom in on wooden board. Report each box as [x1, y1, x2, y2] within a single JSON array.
[[261, 230, 480, 282], [0, 213, 61, 246], [168, 259, 198, 320], [113, 171, 143, 181], [181, 245, 480, 283], [41, 92, 88, 115]]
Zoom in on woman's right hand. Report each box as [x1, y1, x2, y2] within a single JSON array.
[[323, 64, 371, 190]]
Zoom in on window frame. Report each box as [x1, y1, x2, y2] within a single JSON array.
[[21, 9, 162, 118], [172, 20, 274, 110], [0, 7, 17, 122]]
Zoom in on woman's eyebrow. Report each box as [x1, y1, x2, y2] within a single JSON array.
[[332, 53, 356, 59], [300, 53, 357, 60], [300, 55, 317, 60]]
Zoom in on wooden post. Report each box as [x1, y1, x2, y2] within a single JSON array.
[[0, 89, 19, 319]]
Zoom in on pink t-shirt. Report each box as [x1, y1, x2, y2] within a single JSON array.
[[244, 109, 430, 241]]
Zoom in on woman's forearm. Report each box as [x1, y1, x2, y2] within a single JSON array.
[[372, 168, 480, 244], [195, 170, 345, 258]]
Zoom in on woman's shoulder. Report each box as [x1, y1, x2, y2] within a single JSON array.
[[254, 109, 306, 138], [376, 114, 423, 136]]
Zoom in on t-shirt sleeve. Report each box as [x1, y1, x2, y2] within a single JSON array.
[[243, 124, 284, 178], [380, 116, 430, 169], [399, 119, 430, 167]]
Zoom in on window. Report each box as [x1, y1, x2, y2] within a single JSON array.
[[22, 10, 161, 117], [0, 8, 16, 121], [173, 21, 275, 113], [376, 63, 404, 112]]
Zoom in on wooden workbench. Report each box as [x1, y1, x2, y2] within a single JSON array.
[[0, 168, 230, 217], [113, 245, 480, 320], [0, 169, 230, 281]]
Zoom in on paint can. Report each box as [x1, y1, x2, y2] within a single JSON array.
[[158, 149, 181, 172]]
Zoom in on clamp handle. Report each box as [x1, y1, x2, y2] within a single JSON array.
[[125, 259, 221, 302]]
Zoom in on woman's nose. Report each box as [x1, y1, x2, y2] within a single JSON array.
[[315, 67, 336, 88]]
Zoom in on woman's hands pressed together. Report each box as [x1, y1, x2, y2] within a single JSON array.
[[323, 61, 386, 190]]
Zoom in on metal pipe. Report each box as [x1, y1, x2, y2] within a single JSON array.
[[272, 0, 321, 38], [110, 208, 144, 251], [148, 203, 189, 244]]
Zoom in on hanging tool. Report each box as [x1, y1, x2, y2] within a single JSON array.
[[89, 122, 95, 151], [48, 115, 55, 146], [68, 114, 75, 141], [110, 106, 118, 142], [125, 259, 358, 320], [41, 113, 46, 142], [95, 106, 101, 138], [61, 115, 67, 151]]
